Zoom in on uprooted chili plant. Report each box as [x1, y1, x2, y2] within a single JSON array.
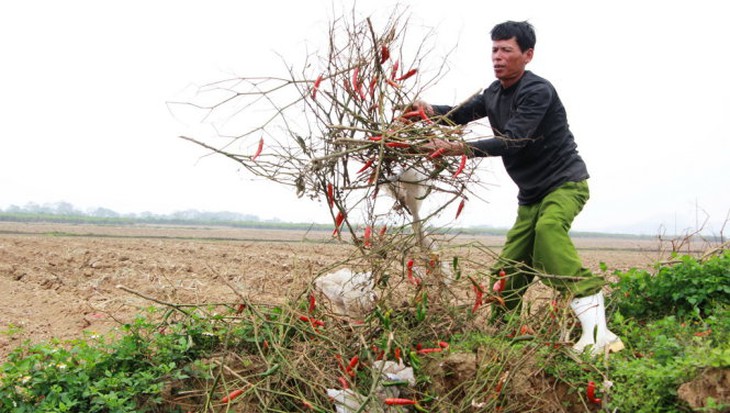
[[2, 7, 728, 413]]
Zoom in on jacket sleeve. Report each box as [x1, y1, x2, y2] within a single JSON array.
[[469, 81, 554, 157], [431, 91, 488, 126]]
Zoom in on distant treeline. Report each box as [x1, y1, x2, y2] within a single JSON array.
[[0, 202, 260, 222], [0, 201, 650, 239], [0, 212, 334, 232], [0, 202, 333, 232]]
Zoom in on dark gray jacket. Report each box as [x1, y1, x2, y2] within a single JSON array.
[[432, 71, 589, 205]]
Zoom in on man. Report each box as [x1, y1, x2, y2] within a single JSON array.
[[416, 21, 623, 355]]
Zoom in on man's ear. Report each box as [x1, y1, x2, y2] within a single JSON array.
[[524, 48, 534, 64]]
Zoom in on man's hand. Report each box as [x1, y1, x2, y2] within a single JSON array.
[[421, 138, 468, 157], [398, 100, 435, 122], [411, 100, 435, 117], [398, 100, 467, 157]]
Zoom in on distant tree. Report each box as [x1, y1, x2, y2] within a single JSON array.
[[91, 207, 120, 218], [171, 210, 201, 220], [53, 202, 80, 216], [4, 205, 22, 213], [23, 202, 41, 213]]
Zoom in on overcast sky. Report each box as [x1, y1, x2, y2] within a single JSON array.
[[1, 0, 727, 236]]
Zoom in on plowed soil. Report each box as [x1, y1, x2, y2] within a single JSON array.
[[0, 222, 663, 360]]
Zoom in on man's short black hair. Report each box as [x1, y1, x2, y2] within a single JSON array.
[[491, 21, 536, 52]]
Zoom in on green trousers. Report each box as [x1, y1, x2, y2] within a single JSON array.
[[493, 180, 605, 315]]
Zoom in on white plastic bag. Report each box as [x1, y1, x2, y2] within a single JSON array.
[[315, 268, 377, 318]]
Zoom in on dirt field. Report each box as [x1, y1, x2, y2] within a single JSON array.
[[0, 221, 664, 361]]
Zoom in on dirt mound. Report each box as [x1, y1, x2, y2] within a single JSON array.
[[678, 367, 730, 412]]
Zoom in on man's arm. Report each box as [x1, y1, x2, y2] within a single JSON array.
[[470, 81, 554, 157], [428, 91, 488, 126], [410, 92, 487, 157]]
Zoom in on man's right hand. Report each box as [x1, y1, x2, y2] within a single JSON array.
[[420, 138, 468, 157], [411, 100, 435, 117]]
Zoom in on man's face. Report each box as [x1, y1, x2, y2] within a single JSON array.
[[492, 37, 533, 87]]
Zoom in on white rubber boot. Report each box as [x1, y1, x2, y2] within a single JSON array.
[[570, 291, 625, 355]]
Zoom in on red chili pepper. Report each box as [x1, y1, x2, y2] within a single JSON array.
[[455, 198, 465, 219], [379, 225, 387, 237], [357, 158, 374, 174], [472, 284, 484, 313], [587, 381, 602, 404], [368, 76, 378, 99], [396, 68, 417, 81], [385, 78, 401, 89], [308, 293, 316, 313], [438, 341, 449, 349], [351, 67, 366, 100], [416, 106, 430, 122], [493, 269, 507, 292], [235, 303, 245, 314], [495, 371, 508, 395], [221, 388, 244, 403], [368, 135, 383, 141], [493, 278, 506, 293], [338, 375, 349, 389], [390, 60, 399, 80], [399, 106, 429, 122], [332, 211, 346, 236], [495, 380, 504, 394], [311, 75, 323, 100], [385, 398, 417, 406], [326, 183, 334, 209], [428, 147, 447, 159], [394, 347, 401, 361], [299, 315, 324, 327], [519, 324, 535, 335], [399, 110, 420, 120], [346, 356, 359, 376], [416, 347, 442, 355], [385, 141, 410, 148], [406, 259, 420, 285], [251, 137, 264, 160], [363, 226, 372, 248], [453, 154, 467, 178], [694, 329, 712, 337], [380, 45, 390, 64]]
